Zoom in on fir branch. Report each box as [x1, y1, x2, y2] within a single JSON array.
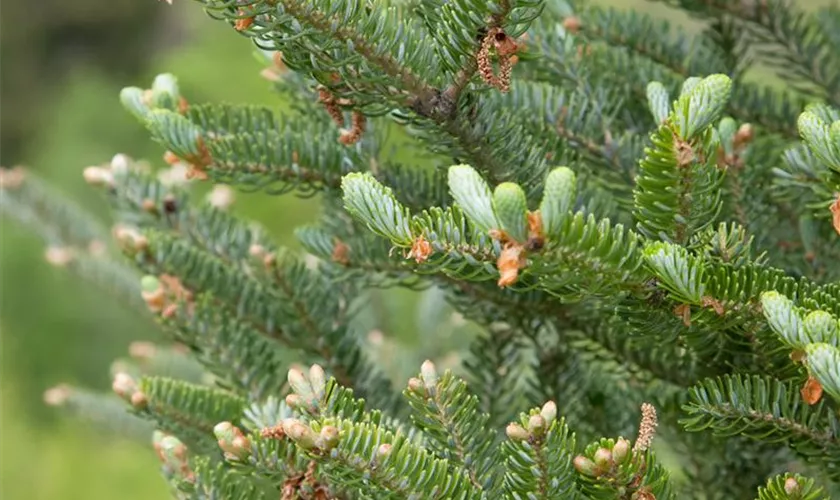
[[688, 0, 840, 105], [403, 363, 498, 490], [682, 374, 840, 481], [756, 473, 830, 500], [462, 323, 532, 428], [188, 1, 516, 183], [87, 166, 398, 410], [498, 405, 580, 499], [42, 385, 154, 441], [135, 376, 246, 453], [159, 295, 288, 401], [310, 419, 484, 499], [186, 457, 272, 499], [0, 166, 107, 246], [136, 231, 397, 410], [1, 166, 144, 310], [527, 15, 806, 138], [633, 75, 730, 244], [577, 5, 724, 80], [341, 166, 840, 380]]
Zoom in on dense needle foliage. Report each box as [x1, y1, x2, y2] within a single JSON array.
[[3, 0, 840, 498]]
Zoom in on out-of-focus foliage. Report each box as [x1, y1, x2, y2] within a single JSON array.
[[0, 0, 164, 164]]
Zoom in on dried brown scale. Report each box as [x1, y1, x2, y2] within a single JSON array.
[[494, 31, 518, 57], [181, 137, 213, 180], [304, 460, 318, 487], [332, 239, 350, 265], [234, 9, 255, 31], [674, 303, 691, 326], [526, 211, 545, 251], [801, 376, 823, 405], [260, 425, 287, 440], [318, 88, 346, 127], [408, 234, 432, 263], [701, 296, 725, 315], [497, 243, 526, 287], [163, 194, 178, 214], [339, 111, 366, 145], [163, 151, 180, 165]]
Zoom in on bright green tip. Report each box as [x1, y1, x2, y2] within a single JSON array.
[[140, 275, 160, 293]]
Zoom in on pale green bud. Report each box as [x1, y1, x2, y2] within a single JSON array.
[[540, 401, 557, 427], [377, 443, 393, 459], [573, 456, 597, 477], [679, 77, 702, 97], [83, 166, 114, 187], [151, 73, 180, 109], [539, 167, 576, 239], [287, 368, 311, 397], [285, 393, 304, 410], [612, 438, 631, 464], [407, 377, 425, 395], [505, 423, 530, 441], [674, 74, 732, 139], [152, 430, 167, 448], [160, 435, 188, 462], [493, 182, 529, 243], [784, 477, 800, 495], [284, 419, 318, 450], [309, 364, 327, 399], [447, 164, 499, 234], [527, 414, 546, 435], [112, 372, 137, 399], [318, 426, 340, 450], [802, 310, 838, 345], [593, 447, 613, 468], [120, 87, 149, 119], [228, 435, 251, 460], [420, 360, 438, 388], [140, 276, 160, 294], [110, 154, 130, 174], [646, 81, 670, 124], [214, 422, 236, 443], [130, 391, 148, 409]]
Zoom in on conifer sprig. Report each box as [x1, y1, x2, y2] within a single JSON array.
[[15, 0, 840, 497]]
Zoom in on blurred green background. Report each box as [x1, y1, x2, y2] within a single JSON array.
[[0, 1, 826, 498]]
